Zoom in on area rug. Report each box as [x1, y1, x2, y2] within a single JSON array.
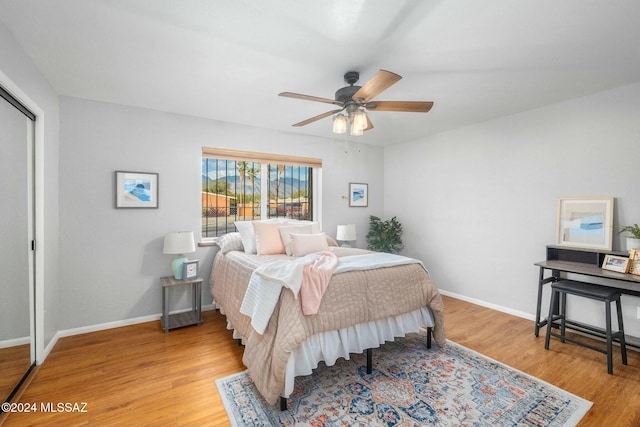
[[216, 335, 591, 426]]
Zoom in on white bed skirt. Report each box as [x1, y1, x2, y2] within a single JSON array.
[[218, 305, 435, 399], [283, 307, 434, 397]]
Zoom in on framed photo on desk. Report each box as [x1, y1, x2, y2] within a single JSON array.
[[602, 254, 630, 273]]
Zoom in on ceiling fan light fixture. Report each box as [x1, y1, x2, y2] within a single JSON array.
[[350, 120, 364, 136], [349, 109, 367, 136], [353, 109, 368, 130], [332, 113, 347, 134]]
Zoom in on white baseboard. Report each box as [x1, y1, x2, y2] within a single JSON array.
[[440, 290, 640, 352], [0, 336, 30, 349], [40, 304, 215, 363], [439, 289, 536, 321]]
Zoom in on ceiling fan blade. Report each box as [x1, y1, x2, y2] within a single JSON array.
[[352, 70, 402, 102], [364, 115, 374, 132], [292, 109, 344, 127], [366, 101, 434, 113], [279, 92, 342, 106]]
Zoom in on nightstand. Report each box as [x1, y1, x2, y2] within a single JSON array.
[[161, 275, 203, 332]]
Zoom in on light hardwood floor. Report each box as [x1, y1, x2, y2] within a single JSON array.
[[2, 295, 640, 426], [0, 344, 31, 408]]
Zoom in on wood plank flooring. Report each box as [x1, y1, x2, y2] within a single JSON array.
[[0, 344, 31, 407], [2, 295, 640, 426]]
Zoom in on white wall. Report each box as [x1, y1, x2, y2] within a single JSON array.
[[0, 20, 60, 360], [385, 83, 640, 338], [6, 10, 640, 350], [58, 97, 383, 330]]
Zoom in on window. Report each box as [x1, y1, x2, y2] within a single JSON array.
[[201, 148, 321, 238]]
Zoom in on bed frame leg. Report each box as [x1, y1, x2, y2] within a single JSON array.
[[427, 327, 432, 349], [279, 396, 287, 411], [366, 348, 372, 374]]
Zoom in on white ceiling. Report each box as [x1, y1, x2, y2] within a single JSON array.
[[1, 0, 640, 146]]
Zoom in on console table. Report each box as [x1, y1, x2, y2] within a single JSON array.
[[534, 245, 640, 338]]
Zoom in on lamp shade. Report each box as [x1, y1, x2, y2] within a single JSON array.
[[350, 120, 364, 136], [336, 224, 357, 241], [333, 114, 347, 134], [352, 110, 367, 130], [163, 231, 196, 255]]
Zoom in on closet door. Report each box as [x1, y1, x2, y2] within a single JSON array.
[[0, 87, 35, 406]]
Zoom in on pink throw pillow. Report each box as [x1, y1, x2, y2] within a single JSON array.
[[279, 224, 314, 256], [252, 221, 288, 255]]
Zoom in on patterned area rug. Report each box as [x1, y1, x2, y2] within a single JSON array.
[[216, 335, 591, 426]]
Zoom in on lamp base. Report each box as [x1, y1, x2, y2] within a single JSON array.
[[171, 255, 188, 280]]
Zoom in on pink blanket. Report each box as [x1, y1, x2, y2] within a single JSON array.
[[240, 251, 339, 333], [299, 251, 339, 315]]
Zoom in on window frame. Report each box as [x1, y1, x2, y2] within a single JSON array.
[[201, 148, 322, 241]]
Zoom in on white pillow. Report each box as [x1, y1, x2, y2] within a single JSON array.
[[278, 224, 313, 256], [286, 220, 322, 233], [234, 221, 257, 254], [326, 235, 338, 247], [291, 232, 329, 257], [215, 232, 244, 253]]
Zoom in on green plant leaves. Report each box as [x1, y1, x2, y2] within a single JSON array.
[[365, 215, 403, 254], [619, 223, 640, 239]]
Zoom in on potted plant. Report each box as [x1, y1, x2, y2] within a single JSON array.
[[366, 215, 403, 254], [619, 224, 640, 251]]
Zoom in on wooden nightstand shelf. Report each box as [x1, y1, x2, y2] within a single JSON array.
[[161, 275, 203, 332]]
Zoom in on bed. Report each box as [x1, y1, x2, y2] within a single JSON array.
[[209, 227, 446, 406]]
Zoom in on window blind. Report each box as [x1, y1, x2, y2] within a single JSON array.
[[202, 147, 321, 168]]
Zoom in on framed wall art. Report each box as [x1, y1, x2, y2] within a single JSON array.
[[115, 171, 159, 208], [349, 182, 368, 207], [556, 197, 613, 251]]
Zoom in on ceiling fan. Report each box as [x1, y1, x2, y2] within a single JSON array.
[[278, 69, 433, 136]]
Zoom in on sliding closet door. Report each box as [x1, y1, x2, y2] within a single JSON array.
[[0, 87, 36, 406]]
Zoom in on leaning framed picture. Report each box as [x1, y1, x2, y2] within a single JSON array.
[[556, 197, 613, 251], [629, 249, 640, 276], [602, 254, 630, 273], [115, 171, 159, 208], [349, 183, 368, 207]]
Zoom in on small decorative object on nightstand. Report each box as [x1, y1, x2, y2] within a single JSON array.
[[182, 259, 199, 281], [161, 275, 203, 332]]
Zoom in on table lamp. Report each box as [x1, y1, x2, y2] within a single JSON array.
[[163, 231, 196, 279], [336, 224, 356, 247]]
